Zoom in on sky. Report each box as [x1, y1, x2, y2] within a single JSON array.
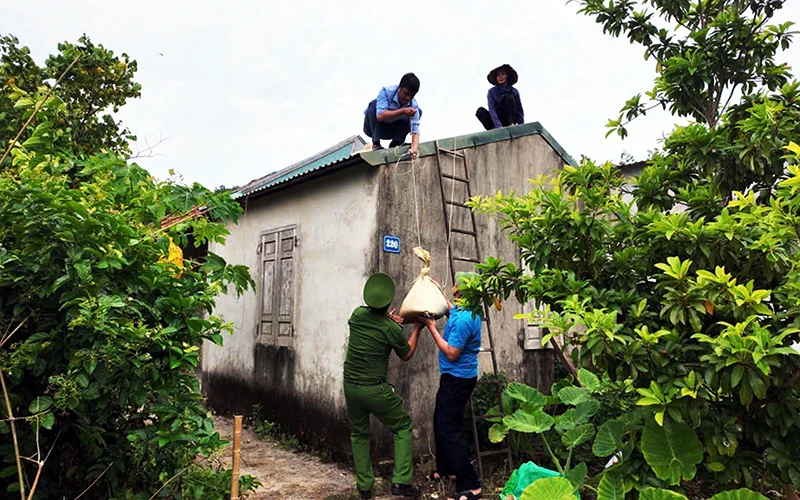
[[3, 0, 800, 190]]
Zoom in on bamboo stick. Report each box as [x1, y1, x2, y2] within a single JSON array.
[[231, 415, 242, 500]]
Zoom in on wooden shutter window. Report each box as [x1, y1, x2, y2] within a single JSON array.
[[257, 225, 296, 347]]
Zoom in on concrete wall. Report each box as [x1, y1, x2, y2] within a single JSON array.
[[375, 133, 564, 455], [203, 164, 380, 455], [203, 132, 566, 460]]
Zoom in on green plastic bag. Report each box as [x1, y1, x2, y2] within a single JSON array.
[[500, 461, 573, 499]]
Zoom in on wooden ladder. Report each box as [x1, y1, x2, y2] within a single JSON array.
[[434, 141, 513, 478]]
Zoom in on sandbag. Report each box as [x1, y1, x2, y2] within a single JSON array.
[[399, 247, 449, 320]]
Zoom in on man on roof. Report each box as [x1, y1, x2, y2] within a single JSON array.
[[476, 64, 524, 131], [363, 73, 422, 159]]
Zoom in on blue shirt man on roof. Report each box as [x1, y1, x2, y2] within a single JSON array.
[[363, 73, 422, 159]]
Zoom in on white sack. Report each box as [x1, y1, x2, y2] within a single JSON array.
[[399, 247, 450, 320]]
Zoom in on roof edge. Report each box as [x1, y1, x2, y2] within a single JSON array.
[[235, 154, 369, 203], [359, 122, 576, 167]]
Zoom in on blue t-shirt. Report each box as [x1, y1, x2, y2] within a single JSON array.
[[439, 307, 482, 379]]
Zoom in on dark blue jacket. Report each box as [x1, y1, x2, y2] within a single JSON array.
[[488, 85, 524, 128]]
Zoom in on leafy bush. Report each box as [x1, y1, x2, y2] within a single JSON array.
[[460, 0, 800, 496], [0, 39, 256, 498], [494, 374, 772, 499]]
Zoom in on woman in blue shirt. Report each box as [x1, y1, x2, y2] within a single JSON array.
[[476, 64, 524, 131], [419, 272, 483, 500]]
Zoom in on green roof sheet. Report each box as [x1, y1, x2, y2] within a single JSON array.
[[360, 121, 575, 167]]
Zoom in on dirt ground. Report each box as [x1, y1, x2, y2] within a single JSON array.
[[214, 415, 503, 500], [214, 415, 355, 499]]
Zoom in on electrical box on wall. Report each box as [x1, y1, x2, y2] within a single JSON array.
[[523, 324, 543, 350]]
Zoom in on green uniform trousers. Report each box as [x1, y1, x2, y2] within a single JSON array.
[[343, 381, 413, 491]]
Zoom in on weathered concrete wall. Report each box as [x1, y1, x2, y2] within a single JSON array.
[[375, 133, 564, 456], [204, 131, 566, 461], [203, 164, 380, 456]]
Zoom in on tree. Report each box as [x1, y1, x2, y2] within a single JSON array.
[[0, 34, 140, 163], [0, 38, 255, 498], [460, 0, 800, 495]]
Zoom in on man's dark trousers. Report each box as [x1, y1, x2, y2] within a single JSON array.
[[476, 92, 518, 130], [363, 99, 411, 147], [434, 373, 480, 492]]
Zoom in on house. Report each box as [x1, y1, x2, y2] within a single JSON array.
[[201, 123, 574, 458]]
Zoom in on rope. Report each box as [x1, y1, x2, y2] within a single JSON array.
[[410, 155, 422, 248], [386, 140, 464, 288], [390, 148, 422, 247]]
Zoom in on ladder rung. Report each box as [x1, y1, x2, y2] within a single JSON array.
[[474, 413, 503, 421], [479, 347, 494, 353], [439, 148, 466, 159], [478, 448, 512, 458], [441, 173, 470, 183], [444, 199, 468, 208], [450, 228, 477, 236], [453, 256, 480, 263]]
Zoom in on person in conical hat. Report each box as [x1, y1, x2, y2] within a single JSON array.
[[476, 64, 524, 131], [343, 273, 423, 499], [419, 272, 483, 500]]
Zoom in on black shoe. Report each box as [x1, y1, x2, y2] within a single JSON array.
[[372, 143, 384, 151], [391, 483, 421, 499], [358, 489, 372, 499], [389, 139, 410, 148]]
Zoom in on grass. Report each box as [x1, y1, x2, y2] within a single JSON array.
[[249, 404, 332, 461]]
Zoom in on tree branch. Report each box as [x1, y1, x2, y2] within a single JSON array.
[[1, 370, 26, 500], [0, 313, 33, 350], [0, 54, 80, 167], [73, 462, 113, 500]]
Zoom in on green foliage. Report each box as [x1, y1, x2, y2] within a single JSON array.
[[519, 476, 576, 500], [641, 418, 703, 485], [462, 0, 800, 495], [1, 34, 141, 163], [0, 38, 255, 498], [574, 0, 793, 132], [490, 372, 647, 488], [598, 471, 625, 500]]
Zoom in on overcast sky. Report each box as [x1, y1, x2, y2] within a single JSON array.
[[3, 1, 800, 189]]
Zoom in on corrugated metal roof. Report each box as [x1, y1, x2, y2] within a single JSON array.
[[233, 122, 574, 201], [232, 135, 366, 199]]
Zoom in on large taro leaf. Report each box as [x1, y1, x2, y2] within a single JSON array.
[[641, 418, 703, 485], [639, 488, 689, 500], [597, 471, 624, 500], [556, 400, 599, 432], [707, 490, 769, 500], [503, 409, 554, 434], [578, 368, 601, 391], [564, 462, 587, 491], [561, 423, 596, 449], [506, 382, 548, 408], [593, 419, 626, 457], [520, 477, 575, 500], [558, 386, 592, 405]]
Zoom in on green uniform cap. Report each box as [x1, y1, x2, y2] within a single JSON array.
[[363, 273, 395, 308], [455, 271, 479, 290]]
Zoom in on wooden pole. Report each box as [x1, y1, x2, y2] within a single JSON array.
[[231, 415, 242, 500]]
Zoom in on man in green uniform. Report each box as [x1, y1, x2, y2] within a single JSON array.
[[344, 273, 422, 499]]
